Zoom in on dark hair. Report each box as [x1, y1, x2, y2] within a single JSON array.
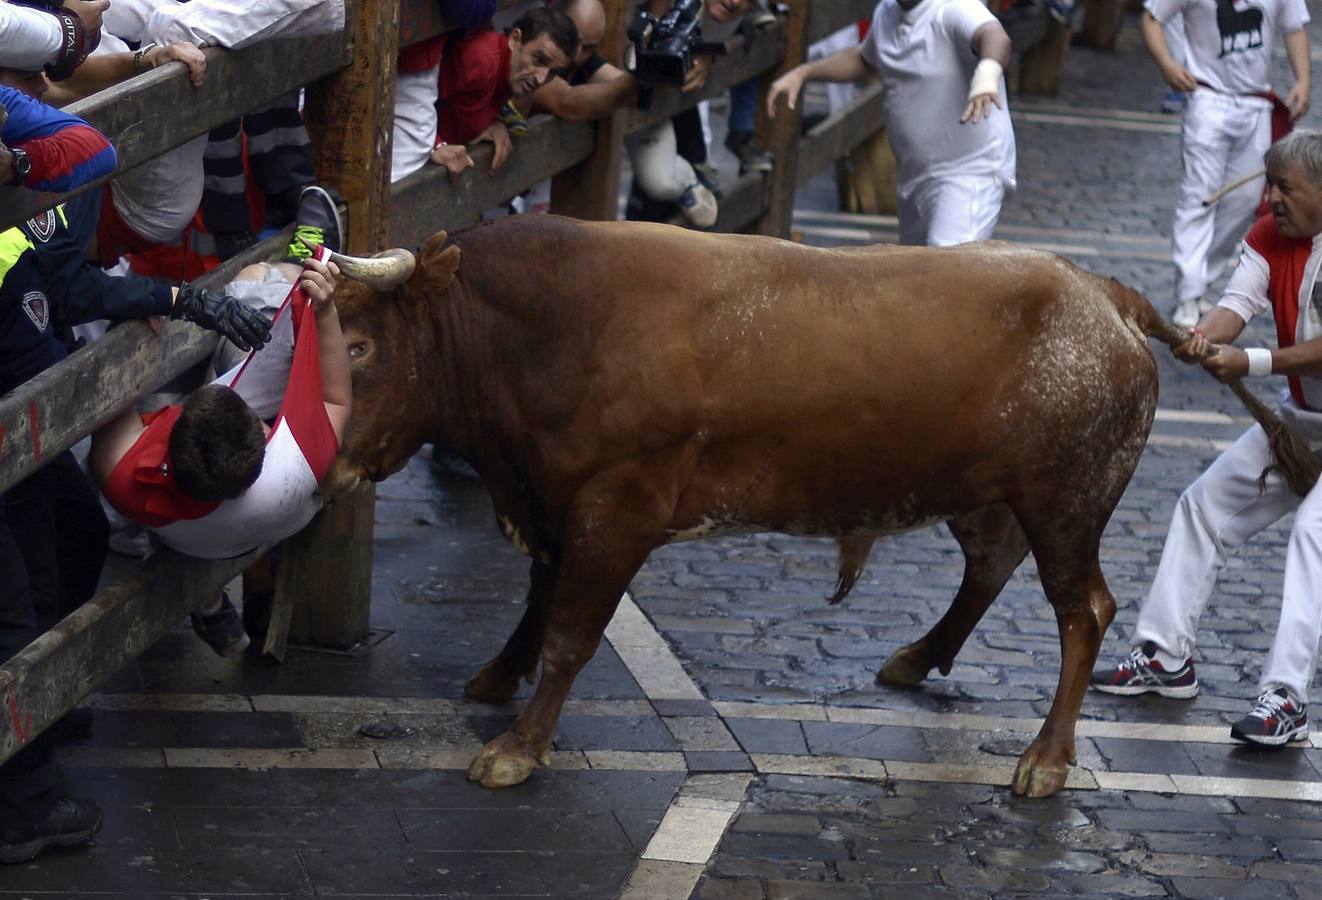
[[511, 7, 580, 64], [169, 384, 266, 502]]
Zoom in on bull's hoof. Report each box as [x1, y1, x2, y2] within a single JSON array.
[[1011, 743, 1070, 798], [876, 643, 933, 687], [464, 663, 522, 704], [466, 733, 550, 789]]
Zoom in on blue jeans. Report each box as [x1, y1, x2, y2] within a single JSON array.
[[729, 78, 758, 135]]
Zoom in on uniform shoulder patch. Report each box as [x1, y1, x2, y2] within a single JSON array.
[[21, 291, 49, 332], [26, 210, 57, 243]]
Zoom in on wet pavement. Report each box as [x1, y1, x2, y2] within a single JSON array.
[[13, 9, 1322, 899]]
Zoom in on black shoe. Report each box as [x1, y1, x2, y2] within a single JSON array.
[[283, 185, 342, 263], [241, 591, 273, 643], [0, 798, 102, 864], [724, 129, 774, 175]]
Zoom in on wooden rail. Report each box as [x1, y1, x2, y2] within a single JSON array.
[[0, 0, 909, 767]]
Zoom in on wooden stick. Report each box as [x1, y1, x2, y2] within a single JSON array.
[[1202, 167, 1266, 207]]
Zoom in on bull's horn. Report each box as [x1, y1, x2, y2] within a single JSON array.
[[298, 236, 416, 290]]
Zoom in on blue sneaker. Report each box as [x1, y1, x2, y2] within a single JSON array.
[[190, 593, 251, 658], [1091, 642, 1199, 699], [1231, 686, 1309, 747]]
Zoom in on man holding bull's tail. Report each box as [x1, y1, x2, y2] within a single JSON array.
[[1094, 131, 1322, 748]]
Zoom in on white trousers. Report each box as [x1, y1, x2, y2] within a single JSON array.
[[1172, 90, 1271, 304], [1133, 424, 1322, 702], [391, 65, 440, 184], [627, 121, 698, 203], [897, 174, 1005, 247]]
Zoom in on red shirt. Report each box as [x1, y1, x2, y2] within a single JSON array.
[[399, 35, 447, 73], [436, 29, 512, 145]]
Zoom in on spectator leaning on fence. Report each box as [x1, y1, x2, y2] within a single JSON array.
[[768, 0, 1015, 247], [1140, 0, 1310, 329], [1093, 131, 1322, 749], [393, 0, 497, 184], [432, 7, 579, 181]]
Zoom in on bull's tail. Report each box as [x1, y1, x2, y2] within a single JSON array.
[[1110, 277, 1320, 497]]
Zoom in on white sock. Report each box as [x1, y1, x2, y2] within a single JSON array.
[[1150, 645, 1186, 671]]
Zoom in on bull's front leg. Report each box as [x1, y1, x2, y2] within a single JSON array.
[[467, 473, 670, 789], [1012, 560, 1115, 798], [465, 559, 557, 704]]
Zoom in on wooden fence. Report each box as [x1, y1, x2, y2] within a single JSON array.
[[0, 0, 922, 766]]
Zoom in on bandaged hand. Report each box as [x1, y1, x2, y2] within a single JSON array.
[[172, 282, 273, 352], [961, 59, 1003, 124]]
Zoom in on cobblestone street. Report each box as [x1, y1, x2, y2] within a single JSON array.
[[13, 7, 1322, 899]]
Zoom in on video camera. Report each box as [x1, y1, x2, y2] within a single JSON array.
[[627, 0, 727, 86]]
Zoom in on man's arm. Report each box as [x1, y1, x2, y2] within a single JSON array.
[[301, 259, 351, 440], [766, 46, 870, 115], [1140, 10, 1196, 91], [530, 63, 638, 122], [48, 40, 208, 104], [962, 20, 1011, 124], [0, 84, 116, 191], [1284, 28, 1311, 120]]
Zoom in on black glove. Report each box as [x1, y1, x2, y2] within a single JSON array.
[[171, 282, 272, 352]]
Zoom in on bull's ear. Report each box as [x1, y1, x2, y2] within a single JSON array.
[[404, 231, 461, 298]]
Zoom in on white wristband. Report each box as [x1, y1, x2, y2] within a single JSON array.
[[968, 59, 1003, 101], [1245, 347, 1273, 377]]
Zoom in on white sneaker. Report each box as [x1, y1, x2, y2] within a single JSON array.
[[679, 183, 718, 229], [1172, 300, 1200, 328]]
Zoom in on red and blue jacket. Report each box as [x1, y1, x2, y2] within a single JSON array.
[[1, 87, 118, 397]]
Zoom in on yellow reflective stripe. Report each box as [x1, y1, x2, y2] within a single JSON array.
[[55, 204, 67, 228], [0, 227, 35, 281]]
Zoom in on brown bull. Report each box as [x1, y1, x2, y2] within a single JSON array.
[[325, 214, 1182, 799]]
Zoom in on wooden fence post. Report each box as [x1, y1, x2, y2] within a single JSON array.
[[754, 0, 809, 237], [271, 0, 400, 652], [550, 0, 630, 220]]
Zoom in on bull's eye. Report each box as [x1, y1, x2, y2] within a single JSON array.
[[348, 341, 369, 359]]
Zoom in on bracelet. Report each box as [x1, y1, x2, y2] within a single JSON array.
[[1245, 347, 1273, 377], [1191, 327, 1207, 338], [133, 42, 159, 73], [968, 59, 1003, 101]]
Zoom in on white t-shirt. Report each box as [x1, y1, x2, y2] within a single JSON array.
[[0, 2, 61, 72], [1144, 0, 1309, 95], [859, 0, 1016, 191]]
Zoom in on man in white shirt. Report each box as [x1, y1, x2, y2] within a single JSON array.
[[1093, 130, 1322, 748], [1141, 0, 1310, 327], [767, 0, 1014, 246]]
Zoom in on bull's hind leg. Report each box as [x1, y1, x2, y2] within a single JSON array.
[[465, 559, 557, 703], [878, 504, 1029, 686], [1011, 532, 1116, 799]]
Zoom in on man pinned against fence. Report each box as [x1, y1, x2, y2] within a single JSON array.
[[432, 6, 579, 180], [1140, 0, 1310, 328], [767, 0, 1015, 247], [1093, 131, 1322, 749], [89, 187, 351, 657]]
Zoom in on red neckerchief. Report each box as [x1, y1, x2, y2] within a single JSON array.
[[101, 404, 220, 526]]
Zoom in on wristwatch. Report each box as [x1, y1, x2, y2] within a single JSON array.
[[6, 147, 31, 187]]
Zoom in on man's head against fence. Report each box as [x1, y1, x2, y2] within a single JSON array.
[[168, 384, 266, 502]]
